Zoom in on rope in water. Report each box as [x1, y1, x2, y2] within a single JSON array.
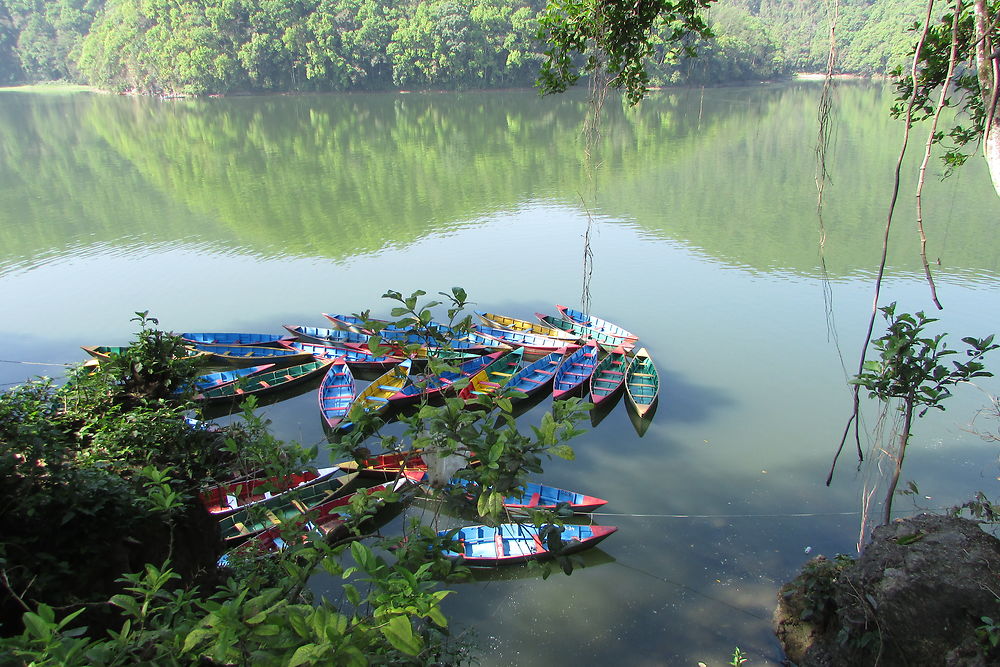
[[0, 359, 73, 366], [589, 511, 863, 519]]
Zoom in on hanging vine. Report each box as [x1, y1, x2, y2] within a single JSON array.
[[827, 0, 939, 486]]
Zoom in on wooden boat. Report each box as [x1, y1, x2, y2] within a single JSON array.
[[503, 482, 607, 513], [504, 351, 564, 400], [81, 345, 130, 361], [536, 313, 635, 352], [217, 471, 360, 544], [336, 450, 430, 478], [179, 332, 294, 347], [183, 342, 314, 367], [625, 347, 660, 417], [190, 364, 275, 393], [589, 346, 629, 407], [200, 466, 342, 517], [326, 314, 511, 354], [387, 351, 503, 407], [194, 359, 332, 403], [334, 358, 412, 432], [322, 312, 421, 335], [555, 305, 639, 342], [278, 339, 403, 371], [471, 324, 581, 358], [282, 324, 370, 347], [82, 345, 209, 362], [318, 357, 356, 429], [380, 328, 506, 354], [415, 476, 606, 513], [338, 340, 481, 364], [219, 477, 415, 560], [475, 311, 580, 341], [337, 450, 479, 478], [551, 341, 601, 400], [440, 523, 617, 566], [459, 347, 524, 402]]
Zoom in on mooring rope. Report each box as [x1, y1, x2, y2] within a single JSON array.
[[0, 359, 73, 367], [589, 510, 863, 519]]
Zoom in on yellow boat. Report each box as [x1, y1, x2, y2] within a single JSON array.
[[474, 311, 579, 341], [335, 359, 412, 432]]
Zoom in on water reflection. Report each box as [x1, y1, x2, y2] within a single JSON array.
[[2, 84, 997, 281]]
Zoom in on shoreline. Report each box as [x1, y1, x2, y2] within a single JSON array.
[[0, 73, 880, 98]]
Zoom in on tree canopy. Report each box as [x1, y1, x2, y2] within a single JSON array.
[[0, 0, 940, 94]]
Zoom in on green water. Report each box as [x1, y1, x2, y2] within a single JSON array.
[[1, 81, 998, 664]]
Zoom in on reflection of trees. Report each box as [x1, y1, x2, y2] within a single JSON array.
[[0, 83, 997, 279]]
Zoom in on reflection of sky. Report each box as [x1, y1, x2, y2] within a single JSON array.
[[2, 87, 999, 666]]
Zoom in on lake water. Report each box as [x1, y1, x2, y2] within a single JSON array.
[[1, 80, 998, 665]]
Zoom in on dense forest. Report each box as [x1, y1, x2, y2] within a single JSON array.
[[0, 0, 930, 94]]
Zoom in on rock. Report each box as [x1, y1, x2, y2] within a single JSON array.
[[774, 514, 1000, 666]]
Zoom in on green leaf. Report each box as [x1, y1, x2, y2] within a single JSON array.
[[350, 541, 375, 571], [343, 583, 361, 607], [550, 444, 575, 460], [253, 623, 280, 636], [22, 611, 53, 640], [183, 627, 214, 653], [289, 643, 328, 667], [244, 610, 267, 625], [427, 606, 448, 627], [476, 489, 492, 517], [381, 615, 423, 656], [488, 441, 504, 462]]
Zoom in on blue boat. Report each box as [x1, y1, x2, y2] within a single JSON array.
[[471, 324, 580, 358], [441, 523, 617, 565], [184, 342, 314, 367], [279, 339, 403, 371], [322, 313, 416, 335], [417, 476, 607, 513], [318, 357, 357, 429], [179, 332, 294, 347], [551, 341, 600, 400], [282, 324, 370, 346], [504, 351, 564, 399], [190, 364, 275, 392]]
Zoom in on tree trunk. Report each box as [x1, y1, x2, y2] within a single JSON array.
[[974, 0, 1000, 196], [882, 394, 915, 525]]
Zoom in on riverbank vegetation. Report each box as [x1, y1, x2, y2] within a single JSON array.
[[0, 0, 931, 94]]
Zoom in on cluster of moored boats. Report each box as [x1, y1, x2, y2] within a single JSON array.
[[206, 451, 618, 566], [83, 305, 659, 565]]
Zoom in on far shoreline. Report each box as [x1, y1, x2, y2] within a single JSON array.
[[0, 73, 880, 98]]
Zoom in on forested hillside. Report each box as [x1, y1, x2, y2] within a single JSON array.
[[0, 0, 931, 94]]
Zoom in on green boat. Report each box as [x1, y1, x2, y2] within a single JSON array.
[[459, 347, 525, 401], [625, 347, 659, 418], [590, 346, 629, 406], [218, 472, 360, 544], [194, 359, 333, 404]]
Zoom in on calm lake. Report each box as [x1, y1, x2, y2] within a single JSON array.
[[1, 80, 998, 665]]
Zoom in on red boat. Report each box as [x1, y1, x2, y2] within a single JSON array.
[[200, 466, 341, 516]]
